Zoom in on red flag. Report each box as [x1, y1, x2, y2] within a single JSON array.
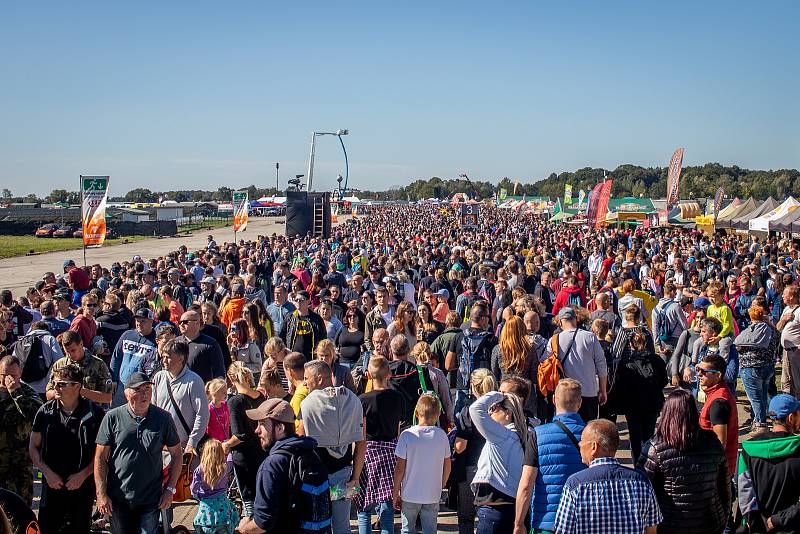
[[586, 182, 604, 227], [594, 180, 613, 230], [666, 148, 684, 208]]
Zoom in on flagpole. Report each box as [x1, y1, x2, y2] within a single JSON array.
[[80, 175, 87, 267]]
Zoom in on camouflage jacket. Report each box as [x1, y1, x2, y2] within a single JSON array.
[[0, 382, 43, 473]]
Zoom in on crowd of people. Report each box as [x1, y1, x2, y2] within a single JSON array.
[[1, 202, 800, 533]]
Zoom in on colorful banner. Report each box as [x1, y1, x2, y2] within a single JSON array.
[[713, 187, 725, 215], [564, 184, 573, 205], [499, 188, 508, 200], [666, 147, 685, 208], [232, 191, 249, 232], [594, 180, 613, 229], [80, 176, 109, 247], [586, 182, 603, 227], [578, 189, 586, 210]]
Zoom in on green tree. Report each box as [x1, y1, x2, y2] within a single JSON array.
[[124, 188, 156, 203]]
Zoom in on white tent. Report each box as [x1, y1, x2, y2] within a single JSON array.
[[749, 197, 800, 232]]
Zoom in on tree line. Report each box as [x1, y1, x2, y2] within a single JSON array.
[[3, 163, 799, 205]]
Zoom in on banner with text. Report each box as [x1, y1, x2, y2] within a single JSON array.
[[586, 182, 603, 227], [713, 187, 725, 216], [81, 176, 109, 247], [564, 184, 573, 205], [666, 147, 685, 208], [594, 180, 613, 230], [233, 191, 249, 232]]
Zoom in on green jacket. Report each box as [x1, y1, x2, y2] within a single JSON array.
[[0, 382, 43, 474]]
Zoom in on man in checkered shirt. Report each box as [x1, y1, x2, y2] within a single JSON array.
[[554, 419, 662, 534]]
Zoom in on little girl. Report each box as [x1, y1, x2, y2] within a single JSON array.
[[205, 378, 230, 442], [191, 439, 240, 534]]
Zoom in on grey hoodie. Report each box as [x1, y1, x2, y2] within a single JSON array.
[[300, 386, 364, 458]]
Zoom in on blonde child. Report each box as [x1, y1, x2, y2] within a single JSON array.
[[191, 439, 240, 534], [393, 394, 452, 534], [205, 378, 230, 442]]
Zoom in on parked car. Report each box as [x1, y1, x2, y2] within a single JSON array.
[[52, 224, 77, 238], [35, 223, 59, 237], [72, 228, 83, 238]]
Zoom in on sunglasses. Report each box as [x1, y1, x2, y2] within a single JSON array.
[[86, 303, 97, 308], [54, 381, 79, 388], [179, 319, 196, 325], [696, 368, 721, 376]]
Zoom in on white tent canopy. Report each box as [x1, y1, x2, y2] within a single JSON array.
[[749, 197, 800, 232]]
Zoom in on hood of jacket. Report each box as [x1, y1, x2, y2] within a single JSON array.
[[270, 435, 319, 456]]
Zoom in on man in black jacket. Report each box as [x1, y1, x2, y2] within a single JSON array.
[[738, 394, 800, 533], [176, 310, 225, 382]]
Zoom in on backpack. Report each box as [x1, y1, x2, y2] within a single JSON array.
[[567, 292, 582, 307], [15, 333, 49, 383], [390, 362, 435, 426], [274, 448, 333, 533], [460, 292, 479, 322], [538, 330, 578, 397], [457, 330, 494, 391], [477, 280, 495, 305], [655, 301, 676, 342]]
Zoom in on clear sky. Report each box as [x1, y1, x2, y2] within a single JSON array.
[[1, 1, 798, 197]]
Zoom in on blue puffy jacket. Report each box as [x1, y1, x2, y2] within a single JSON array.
[[531, 412, 586, 531]]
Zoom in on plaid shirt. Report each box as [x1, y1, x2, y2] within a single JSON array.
[[353, 440, 397, 510], [554, 457, 662, 534]]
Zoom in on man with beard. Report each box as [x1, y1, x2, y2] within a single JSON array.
[[236, 398, 330, 534]]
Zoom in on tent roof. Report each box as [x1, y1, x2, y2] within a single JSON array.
[[771, 205, 800, 232], [715, 198, 743, 220], [717, 197, 756, 227], [750, 197, 800, 232], [731, 197, 777, 229]]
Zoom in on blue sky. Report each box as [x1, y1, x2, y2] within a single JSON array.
[[0, 1, 797, 197]]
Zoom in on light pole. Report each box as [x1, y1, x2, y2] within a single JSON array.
[[275, 162, 279, 193], [306, 129, 349, 191]]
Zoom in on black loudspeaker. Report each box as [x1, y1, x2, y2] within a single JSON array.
[[285, 191, 331, 238]]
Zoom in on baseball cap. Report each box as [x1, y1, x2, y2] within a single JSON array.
[[246, 398, 296, 424], [125, 372, 152, 390], [134, 307, 154, 320], [54, 289, 71, 301], [557, 307, 577, 320], [435, 288, 449, 299], [201, 276, 216, 285], [132, 255, 142, 262], [693, 297, 711, 309], [63, 259, 75, 269], [769, 394, 800, 420]]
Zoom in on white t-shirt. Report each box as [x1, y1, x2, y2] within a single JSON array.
[[395, 424, 450, 504]]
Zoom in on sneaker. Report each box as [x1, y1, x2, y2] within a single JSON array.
[[750, 423, 769, 435]]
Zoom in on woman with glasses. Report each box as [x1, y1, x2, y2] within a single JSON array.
[[387, 301, 417, 350], [228, 318, 263, 382], [334, 308, 365, 370], [241, 302, 269, 351], [469, 389, 530, 533], [315, 339, 356, 392], [415, 301, 443, 346], [69, 294, 98, 348]]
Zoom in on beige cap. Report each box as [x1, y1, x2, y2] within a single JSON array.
[[245, 398, 295, 424]]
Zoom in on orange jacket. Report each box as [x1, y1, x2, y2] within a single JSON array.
[[221, 296, 246, 331]]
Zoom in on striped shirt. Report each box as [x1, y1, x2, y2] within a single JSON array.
[[554, 457, 662, 534]]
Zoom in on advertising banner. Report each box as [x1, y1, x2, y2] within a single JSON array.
[[233, 191, 249, 232], [594, 180, 613, 230], [564, 184, 573, 205], [80, 176, 109, 247], [586, 182, 603, 227], [713, 187, 725, 215], [666, 147, 685, 208]]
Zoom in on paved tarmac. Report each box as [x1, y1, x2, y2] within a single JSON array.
[[0, 216, 287, 298]]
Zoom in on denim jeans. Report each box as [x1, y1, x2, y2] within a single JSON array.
[[357, 500, 394, 534], [401, 501, 438, 534], [110, 500, 160, 534], [329, 465, 354, 534], [724, 350, 739, 392], [476, 504, 515, 534], [741, 365, 774, 424]]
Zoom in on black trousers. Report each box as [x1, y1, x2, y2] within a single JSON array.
[[39, 483, 95, 534], [579, 396, 599, 423], [625, 410, 658, 464]]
